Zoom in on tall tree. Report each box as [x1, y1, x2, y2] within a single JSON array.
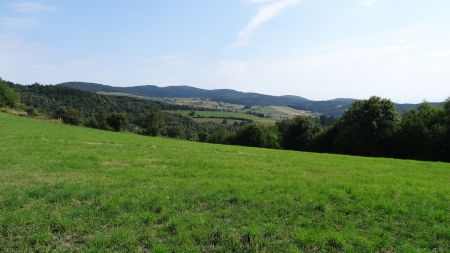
[[277, 116, 320, 151], [0, 80, 20, 108], [107, 113, 127, 132], [396, 101, 449, 161], [141, 109, 163, 136], [233, 123, 279, 148], [335, 96, 399, 156]]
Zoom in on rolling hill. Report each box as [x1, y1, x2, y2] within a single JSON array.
[[57, 82, 355, 116], [1, 112, 449, 251], [58, 82, 430, 117]]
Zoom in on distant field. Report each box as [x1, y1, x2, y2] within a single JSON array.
[[248, 105, 316, 120], [191, 118, 242, 125], [98, 92, 245, 111], [0, 113, 449, 252], [270, 106, 313, 117], [167, 110, 276, 124], [97, 92, 315, 122]]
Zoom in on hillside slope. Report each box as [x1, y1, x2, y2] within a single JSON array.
[[58, 82, 429, 116], [58, 82, 354, 116], [0, 113, 449, 252]]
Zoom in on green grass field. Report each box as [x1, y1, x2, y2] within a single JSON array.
[[0, 112, 449, 252], [168, 110, 275, 124]]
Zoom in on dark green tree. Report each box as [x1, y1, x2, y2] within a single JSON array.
[[95, 109, 110, 130], [107, 112, 127, 132], [443, 98, 450, 161], [142, 110, 163, 136], [233, 123, 279, 148], [396, 102, 448, 161], [55, 106, 82, 125], [309, 125, 338, 153], [0, 80, 20, 108], [277, 116, 320, 151], [207, 129, 231, 144], [166, 126, 183, 138], [335, 96, 399, 156], [197, 131, 209, 142]]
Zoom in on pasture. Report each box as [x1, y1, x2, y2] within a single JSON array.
[[0, 113, 448, 252]]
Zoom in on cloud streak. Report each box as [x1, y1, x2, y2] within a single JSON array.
[[13, 2, 56, 13], [0, 17, 39, 29], [233, 0, 300, 47]]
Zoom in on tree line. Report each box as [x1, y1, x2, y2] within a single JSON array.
[[220, 97, 449, 162], [1, 79, 449, 162]]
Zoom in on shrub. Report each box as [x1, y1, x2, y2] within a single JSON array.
[[233, 123, 279, 148], [107, 112, 127, 131], [207, 129, 231, 144], [277, 116, 320, 151], [166, 126, 183, 138], [55, 106, 82, 125]]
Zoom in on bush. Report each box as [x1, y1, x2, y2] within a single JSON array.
[[107, 112, 127, 131], [25, 107, 38, 117], [166, 126, 183, 138], [233, 123, 279, 148], [277, 116, 320, 151], [207, 129, 231, 144], [197, 132, 209, 142], [55, 106, 82, 125]]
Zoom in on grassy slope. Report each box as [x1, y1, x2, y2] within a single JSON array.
[[0, 113, 449, 252]]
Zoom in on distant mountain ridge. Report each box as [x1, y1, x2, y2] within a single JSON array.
[[58, 82, 424, 116]]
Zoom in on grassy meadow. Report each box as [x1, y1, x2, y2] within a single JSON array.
[[0, 112, 449, 252]]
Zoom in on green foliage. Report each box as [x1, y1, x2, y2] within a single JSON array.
[[166, 126, 183, 138], [0, 80, 20, 108], [335, 96, 399, 156], [1, 113, 449, 252], [141, 110, 163, 136], [14, 83, 189, 122], [277, 116, 320, 151], [309, 126, 338, 153], [25, 107, 38, 117], [395, 102, 449, 161], [207, 128, 231, 144], [55, 106, 82, 125], [197, 131, 208, 142], [232, 123, 279, 148], [106, 112, 127, 132]]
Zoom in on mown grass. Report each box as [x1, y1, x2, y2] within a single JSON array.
[[168, 110, 275, 124], [0, 112, 449, 252]]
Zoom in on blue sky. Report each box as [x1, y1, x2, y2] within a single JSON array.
[[1, 0, 449, 102]]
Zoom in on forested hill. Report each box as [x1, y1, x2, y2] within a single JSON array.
[[58, 81, 312, 107], [58, 82, 425, 116]]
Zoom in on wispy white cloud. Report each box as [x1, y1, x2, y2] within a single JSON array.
[[0, 17, 39, 29], [359, 0, 377, 7], [13, 2, 56, 13], [212, 23, 450, 102], [232, 0, 300, 47]]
